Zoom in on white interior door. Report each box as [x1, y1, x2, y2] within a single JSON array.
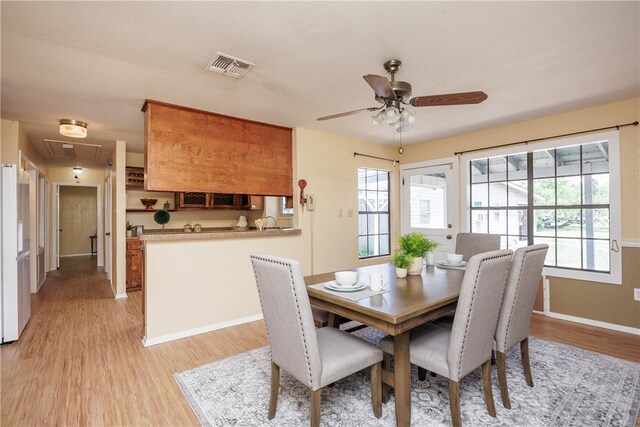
[[401, 160, 458, 260], [104, 173, 112, 281]]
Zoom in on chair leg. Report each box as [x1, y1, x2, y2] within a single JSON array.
[[482, 360, 496, 417], [448, 380, 461, 427], [268, 362, 280, 420], [491, 349, 496, 365], [496, 351, 511, 409], [418, 367, 427, 381], [521, 338, 534, 387], [382, 353, 391, 404], [371, 362, 382, 418], [310, 389, 322, 427]]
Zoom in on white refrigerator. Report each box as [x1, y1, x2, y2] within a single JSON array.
[[1, 163, 31, 343]]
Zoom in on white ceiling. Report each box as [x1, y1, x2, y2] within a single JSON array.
[[2, 2, 638, 167]]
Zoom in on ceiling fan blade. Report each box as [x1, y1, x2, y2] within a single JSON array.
[[363, 74, 395, 99], [410, 91, 488, 107], [317, 107, 379, 121]]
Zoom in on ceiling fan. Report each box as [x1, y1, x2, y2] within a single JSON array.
[[317, 59, 488, 132]]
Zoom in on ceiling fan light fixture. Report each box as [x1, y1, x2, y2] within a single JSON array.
[[384, 106, 400, 124], [400, 108, 416, 125], [72, 166, 84, 175], [372, 110, 386, 126], [59, 119, 88, 138], [395, 123, 413, 133]]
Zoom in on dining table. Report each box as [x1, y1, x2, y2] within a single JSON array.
[[305, 262, 465, 427]]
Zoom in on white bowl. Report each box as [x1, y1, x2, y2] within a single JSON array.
[[446, 254, 464, 265], [334, 271, 358, 287]]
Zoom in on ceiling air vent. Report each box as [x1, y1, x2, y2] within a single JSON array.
[[204, 52, 254, 78]]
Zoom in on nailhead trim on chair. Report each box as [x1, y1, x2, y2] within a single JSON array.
[[251, 255, 315, 389], [455, 252, 512, 380]]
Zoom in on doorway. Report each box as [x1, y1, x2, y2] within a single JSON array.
[[55, 184, 101, 268], [401, 158, 458, 259]]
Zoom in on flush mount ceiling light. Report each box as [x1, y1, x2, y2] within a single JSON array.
[[59, 119, 88, 138], [72, 166, 84, 175]]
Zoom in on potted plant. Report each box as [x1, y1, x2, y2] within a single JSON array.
[[126, 221, 134, 238], [398, 232, 438, 275], [391, 250, 412, 278]]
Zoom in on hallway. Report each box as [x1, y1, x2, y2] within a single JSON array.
[[0, 256, 268, 426]]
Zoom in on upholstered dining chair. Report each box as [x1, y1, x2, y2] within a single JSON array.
[[250, 254, 383, 427], [378, 249, 513, 427], [455, 233, 501, 261], [494, 244, 548, 409]]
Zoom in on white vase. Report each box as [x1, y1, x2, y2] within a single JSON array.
[[395, 267, 408, 278], [425, 252, 435, 266], [407, 257, 423, 275]]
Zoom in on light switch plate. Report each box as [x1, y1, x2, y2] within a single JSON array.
[[634, 288, 640, 301]]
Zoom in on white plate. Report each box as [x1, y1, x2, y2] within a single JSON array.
[[324, 281, 368, 292], [437, 261, 467, 267]]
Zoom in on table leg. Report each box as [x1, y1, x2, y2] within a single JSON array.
[[394, 331, 411, 427]]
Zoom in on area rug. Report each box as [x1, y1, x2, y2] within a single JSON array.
[[174, 328, 640, 426]]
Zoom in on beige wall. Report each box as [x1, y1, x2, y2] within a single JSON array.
[[59, 186, 97, 256], [404, 97, 640, 329], [293, 128, 401, 274], [112, 140, 127, 297], [550, 247, 640, 329], [1, 119, 19, 164], [144, 234, 304, 343]]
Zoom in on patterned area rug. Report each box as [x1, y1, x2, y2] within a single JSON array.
[[174, 328, 640, 426]]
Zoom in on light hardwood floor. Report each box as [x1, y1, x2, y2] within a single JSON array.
[[1, 256, 638, 426]]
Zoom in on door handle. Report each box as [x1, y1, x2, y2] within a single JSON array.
[[446, 235, 452, 240], [106, 232, 111, 236], [448, 224, 453, 229]]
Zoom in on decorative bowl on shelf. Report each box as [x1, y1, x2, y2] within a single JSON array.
[[141, 198, 158, 210]]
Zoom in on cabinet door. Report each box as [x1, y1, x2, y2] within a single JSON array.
[[240, 195, 264, 210], [126, 250, 142, 288], [211, 193, 240, 209], [176, 192, 210, 209]]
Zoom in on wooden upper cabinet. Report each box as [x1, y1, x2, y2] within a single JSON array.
[[143, 100, 293, 196]]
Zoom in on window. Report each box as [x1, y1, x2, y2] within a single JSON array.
[[463, 130, 621, 284], [358, 168, 390, 259], [280, 196, 293, 216], [419, 200, 431, 224]]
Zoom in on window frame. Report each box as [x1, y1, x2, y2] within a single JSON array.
[[460, 130, 621, 284], [358, 167, 391, 260]]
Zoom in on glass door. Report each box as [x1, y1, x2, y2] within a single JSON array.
[[401, 162, 458, 259]]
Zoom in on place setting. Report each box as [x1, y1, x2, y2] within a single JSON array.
[[436, 253, 468, 270], [309, 271, 390, 301]]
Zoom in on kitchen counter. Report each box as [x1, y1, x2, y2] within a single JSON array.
[[139, 227, 300, 241]]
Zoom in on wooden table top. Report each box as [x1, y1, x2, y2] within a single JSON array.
[[305, 263, 465, 327]]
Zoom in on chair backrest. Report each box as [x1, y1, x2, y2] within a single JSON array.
[[455, 233, 501, 261], [250, 253, 321, 389], [447, 249, 513, 382], [495, 244, 549, 353]]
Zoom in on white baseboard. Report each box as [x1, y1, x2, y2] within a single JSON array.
[[548, 312, 640, 335], [142, 313, 264, 347], [115, 292, 127, 299], [59, 253, 92, 257]]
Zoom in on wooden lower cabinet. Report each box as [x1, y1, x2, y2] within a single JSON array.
[[126, 239, 143, 291]]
